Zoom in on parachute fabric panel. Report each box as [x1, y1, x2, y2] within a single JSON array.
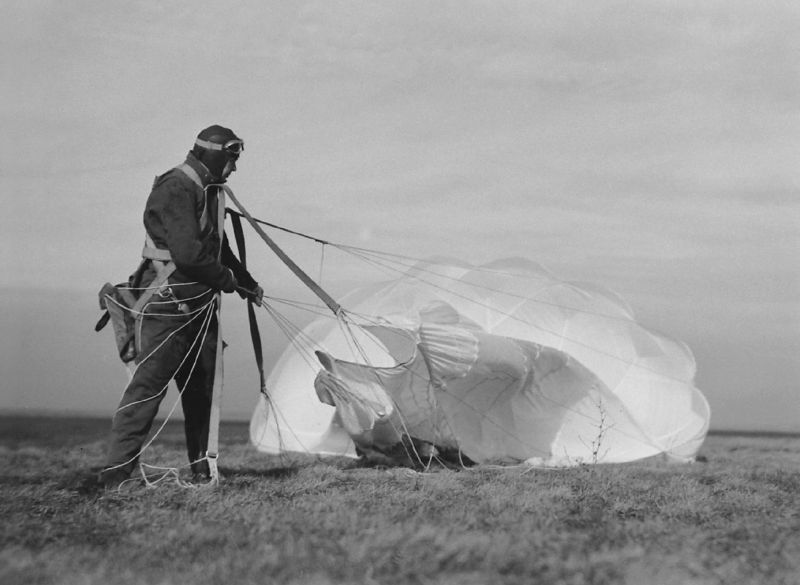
[[250, 258, 710, 466]]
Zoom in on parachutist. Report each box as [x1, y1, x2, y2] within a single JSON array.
[[98, 125, 263, 488]]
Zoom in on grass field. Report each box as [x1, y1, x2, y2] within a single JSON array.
[[1, 416, 798, 585]]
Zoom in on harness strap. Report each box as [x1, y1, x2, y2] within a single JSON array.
[[142, 244, 172, 263], [230, 210, 267, 395], [206, 184, 227, 485], [130, 264, 176, 316], [135, 232, 177, 316], [176, 163, 204, 189]]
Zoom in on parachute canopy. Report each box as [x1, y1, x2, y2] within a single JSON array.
[[250, 258, 709, 467]]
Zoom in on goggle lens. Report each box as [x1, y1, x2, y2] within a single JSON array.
[[224, 140, 244, 155]]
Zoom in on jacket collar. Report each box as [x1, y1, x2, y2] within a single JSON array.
[[184, 153, 221, 186]]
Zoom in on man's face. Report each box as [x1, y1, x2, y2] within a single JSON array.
[[221, 157, 237, 180]]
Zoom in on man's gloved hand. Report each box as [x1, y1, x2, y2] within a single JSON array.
[[250, 285, 264, 307], [238, 284, 264, 306]]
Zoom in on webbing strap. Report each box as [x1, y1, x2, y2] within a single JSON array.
[[206, 185, 226, 484], [176, 163, 204, 189], [135, 233, 176, 315], [130, 264, 176, 316], [143, 231, 172, 262], [230, 211, 267, 395], [224, 186, 342, 315], [142, 246, 172, 262], [176, 163, 212, 232]]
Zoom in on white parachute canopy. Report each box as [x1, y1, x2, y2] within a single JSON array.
[[250, 257, 710, 467]]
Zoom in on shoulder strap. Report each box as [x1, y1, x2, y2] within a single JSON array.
[[175, 163, 204, 189], [206, 183, 228, 484], [230, 211, 267, 395]]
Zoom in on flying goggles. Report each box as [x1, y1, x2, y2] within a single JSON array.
[[195, 138, 245, 157]]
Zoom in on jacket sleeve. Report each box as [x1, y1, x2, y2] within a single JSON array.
[[151, 177, 238, 293]]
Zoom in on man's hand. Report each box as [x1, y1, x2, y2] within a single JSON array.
[[236, 285, 264, 306], [250, 285, 264, 307]]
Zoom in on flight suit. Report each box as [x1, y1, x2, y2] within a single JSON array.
[[101, 154, 257, 481]]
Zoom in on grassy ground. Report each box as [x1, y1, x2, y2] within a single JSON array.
[[1, 416, 798, 585]]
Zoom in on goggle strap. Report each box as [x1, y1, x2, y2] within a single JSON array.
[[195, 138, 244, 153]]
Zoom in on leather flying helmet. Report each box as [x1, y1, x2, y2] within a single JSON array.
[[192, 125, 244, 181]]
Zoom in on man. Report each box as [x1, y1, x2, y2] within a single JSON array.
[[99, 125, 263, 490]]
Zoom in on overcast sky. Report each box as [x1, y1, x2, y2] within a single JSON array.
[[1, 1, 798, 431]]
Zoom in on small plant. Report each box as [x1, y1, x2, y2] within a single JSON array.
[[584, 394, 612, 465]]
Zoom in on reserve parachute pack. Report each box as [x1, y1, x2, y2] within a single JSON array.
[[95, 282, 138, 362]]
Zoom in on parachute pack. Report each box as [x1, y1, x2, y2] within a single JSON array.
[[95, 282, 138, 363]]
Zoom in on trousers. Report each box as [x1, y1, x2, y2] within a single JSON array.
[[102, 296, 219, 477]]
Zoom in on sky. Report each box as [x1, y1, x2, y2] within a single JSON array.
[[1, 1, 798, 432]]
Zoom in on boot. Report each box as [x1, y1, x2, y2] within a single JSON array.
[[190, 458, 211, 484]]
